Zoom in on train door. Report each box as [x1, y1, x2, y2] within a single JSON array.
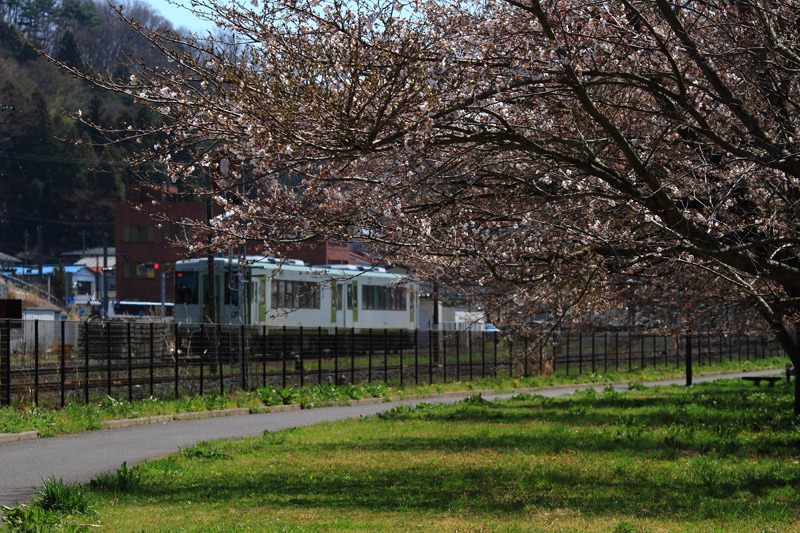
[[223, 271, 241, 323], [348, 280, 358, 325], [332, 280, 359, 328], [253, 275, 267, 324], [330, 281, 339, 325], [201, 273, 221, 323]]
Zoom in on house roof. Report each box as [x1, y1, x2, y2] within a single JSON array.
[[74, 256, 117, 268], [7, 264, 97, 277], [61, 247, 116, 260], [0, 251, 21, 264]]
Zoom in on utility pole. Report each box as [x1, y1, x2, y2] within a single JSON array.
[[37, 225, 43, 280], [432, 280, 440, 362], [206, 198, 216, 323], [102, 232, 108, 318]]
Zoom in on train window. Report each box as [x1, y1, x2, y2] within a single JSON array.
[[175, 272, 198, 305], [271, 280, 320, 309], [334, 283, 344, 309], [362, 285, 407, 311], [224, 273, 240, 306], [259, 278, 267, 307]]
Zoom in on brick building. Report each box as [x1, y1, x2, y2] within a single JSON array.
[[115, 184, 209, 302], [277, 238, 352, 266], [116, 184, 356, 303]]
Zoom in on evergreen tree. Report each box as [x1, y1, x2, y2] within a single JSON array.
[[55, 29, 82, 69]]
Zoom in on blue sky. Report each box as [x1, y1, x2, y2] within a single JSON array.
[[142, 0, 219, 33]]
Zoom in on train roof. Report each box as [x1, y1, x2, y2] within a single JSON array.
[[175, 258, 401, 278], [176, 257, 305, 268]]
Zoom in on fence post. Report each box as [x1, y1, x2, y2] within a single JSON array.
[[218, 324, 224, 394], [469, 331, 474, 381], [84, 321, 90, 404], [200, 323, 205, 396], [652, 334, 657, 367], [455, 330, 460, 382], [429, 329, 434, 384], [333, 327, 339, 383], [640, 333, 645, 370], [149, 323, 155, 397], [300, 326, 305, 388], [565, 333, 570, 376], [127, 322, 132, 402], [481, 331, 486, 378], [174, 322, 180, 399], [384, 329, 389, 384], [508, 339, 514, 378], [442, 332, 447, 384], [3, 319, 10, 406], [686, 332, 693, 386], [523, 336, 528, 378], [746, 335, 750, 362], [399, 329, 404, 387], [493, 332, 498, 377], [317, 327, 323, 385], [282, 326, 288, 388], [262, 325, 267, 388], [728, 334, 733, 363], [414, 329, 419, 385], [578, 332, 583, 375], [628, 332, 632, 372], [34, 320, 39, 406], [368, 328, 373, 383], [106, 321, 112, 397], [60, 320, 66, 408], [240, 324, 247, 391], [350, 328, 355, 385]]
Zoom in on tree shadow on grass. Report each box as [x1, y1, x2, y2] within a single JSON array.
[[94, 380, 800, 524], [114, 445, 800, 522]]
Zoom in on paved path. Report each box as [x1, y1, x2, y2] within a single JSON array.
[[0, 369, 785, 507]]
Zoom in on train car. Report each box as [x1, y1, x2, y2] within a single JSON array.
[[110, 300, 174, 318], [173, 257, 418, 333]]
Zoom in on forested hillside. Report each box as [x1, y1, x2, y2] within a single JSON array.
[[0, 0, 175, 261]]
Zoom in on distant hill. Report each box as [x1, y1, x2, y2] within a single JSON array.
[[0, 0, 179, 263]]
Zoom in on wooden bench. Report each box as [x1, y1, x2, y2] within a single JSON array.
[[742, 376, 784, 387], [742, 364, 795, 387]]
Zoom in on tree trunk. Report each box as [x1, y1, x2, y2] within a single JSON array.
[[771, 325, 800, 416]]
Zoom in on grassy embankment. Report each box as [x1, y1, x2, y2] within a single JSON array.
[[1, 355, 798, 532]]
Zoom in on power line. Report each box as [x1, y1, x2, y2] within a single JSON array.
[[0, 151, 167, 171], [5, 212, 113, 228]]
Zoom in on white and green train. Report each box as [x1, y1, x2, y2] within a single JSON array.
[[173, 257, 417, 332]]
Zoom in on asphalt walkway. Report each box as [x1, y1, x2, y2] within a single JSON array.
[[0, 369, 786, 507]]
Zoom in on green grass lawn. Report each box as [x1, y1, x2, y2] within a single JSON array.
[[63, 378, 800, 533]]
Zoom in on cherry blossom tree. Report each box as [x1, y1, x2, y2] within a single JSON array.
[[63, 0, 800, 405]]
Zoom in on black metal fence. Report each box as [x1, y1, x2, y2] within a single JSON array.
[[0, 319, 785, 407]]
